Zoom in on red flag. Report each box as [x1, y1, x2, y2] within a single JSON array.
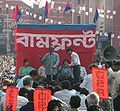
[[6, 86, 19, 111], [34, 88, 51, 111], [64, 2, 72, 13], [92, 67, 108, 99], [44, 1, 49, 19], [13, 5, 22, 21]]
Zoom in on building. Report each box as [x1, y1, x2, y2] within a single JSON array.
[[113, 0, 120, 57], [113, 0, 120, 47], [0, 0, 41, 55]]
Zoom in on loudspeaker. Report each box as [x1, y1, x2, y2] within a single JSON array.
[[103, 46, 116, 60]]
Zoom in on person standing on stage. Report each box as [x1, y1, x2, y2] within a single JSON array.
[[41, 46, 60, 83], [66, 48, 81, 84]]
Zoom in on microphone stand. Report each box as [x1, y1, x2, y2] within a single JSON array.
[[50, 53, 53, 81]]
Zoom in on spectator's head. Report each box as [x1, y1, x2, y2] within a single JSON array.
[[2, 79, 13, 92], [46, 85, 55, 95], [27, 89, 34, 102], [54, 86, 62, 92], [2, 79, 11, 88], [72, 83, 81, 92], [104, 63, 109, 69], [88, 105, 101, 111], [89, 64, 98, 73], [62, 59, 69, 67], [47, 100, 63, 111], [80, 87, 89, 96], [69, 95, 81, 109], [66, 48, 73, 55], [112, 61, 120, 72], [23, 77, 32, 88], [23, 59, 29, 66], [105, 61, 113, 69], [32, 81, 39, 88], [30, 70, 39, 80], [116, 84, 120, 94], [87, 92, 100, 107], [49, 80, 57, 87], [19, 87, 28, 98], [49, 46, 54, 52], [61, 80, 71, 90]]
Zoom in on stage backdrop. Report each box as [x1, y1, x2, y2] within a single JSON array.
[[15, 24, 96, 75]]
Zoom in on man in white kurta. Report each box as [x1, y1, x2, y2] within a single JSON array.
[[66, 48, 81, 84]]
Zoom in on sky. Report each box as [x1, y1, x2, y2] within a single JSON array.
[[22, 0, 51, 8]]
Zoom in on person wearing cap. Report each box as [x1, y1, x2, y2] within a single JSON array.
[[66, 48, 81, 84], [41, 46, 60, 83], [108, 61, 120, 98]]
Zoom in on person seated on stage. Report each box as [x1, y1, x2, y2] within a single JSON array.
[[57, 59, 74, 83], [18, 59, 36, 77]]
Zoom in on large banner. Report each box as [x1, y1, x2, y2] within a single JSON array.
[[92, 67, 108, 99], [15, 24, 96, 74]]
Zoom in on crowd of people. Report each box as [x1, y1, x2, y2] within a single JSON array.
[[0, 46, 120, 111]]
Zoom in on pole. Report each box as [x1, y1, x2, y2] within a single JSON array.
[[111, 0, 113, 46], [6, 14, 10, 55], [6, 5, 10, 55], [84, 12, 85, 24], [72, 0, 74, 24], [50, 54, 53, 80]]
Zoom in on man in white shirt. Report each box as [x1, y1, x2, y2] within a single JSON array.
[[80, 73, 93, 93], [80, 66, 87, 82], [80, 64, 98, 93], [66, 48, 81, 84], [0, 94, 28, 111], [54, 80, 74, 106], [16, 70, 39, 89], [0, 90, 6, 111]]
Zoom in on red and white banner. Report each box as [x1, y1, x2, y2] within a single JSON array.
[[92, 67, 108, 99], [6, 86, 19, 111], [15, 24, 96, 74], [34, 88, 51, 111]]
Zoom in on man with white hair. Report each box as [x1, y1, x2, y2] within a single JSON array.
[[109, 61, 120, 98], [80, 64, 98, 92]]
